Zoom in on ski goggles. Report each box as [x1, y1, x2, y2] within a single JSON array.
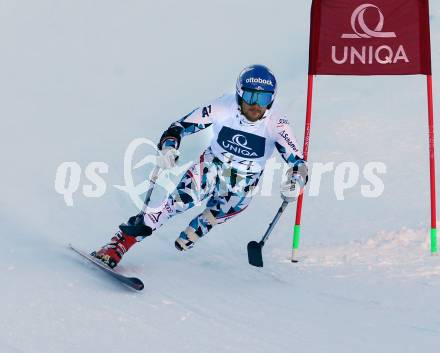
[[241, 89, 274, 107]]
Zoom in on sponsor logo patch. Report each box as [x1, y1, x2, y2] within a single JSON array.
[[279, 130, 299, 152], [217, 126, 265, 159], [245, 77, 274, 86], [278, 118, 289, 125]]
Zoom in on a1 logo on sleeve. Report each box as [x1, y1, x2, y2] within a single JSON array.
[[217, 126, 265, 159], [202, 105, 212, 118]]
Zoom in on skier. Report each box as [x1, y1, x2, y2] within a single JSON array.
[[92, 64, 308, 268]]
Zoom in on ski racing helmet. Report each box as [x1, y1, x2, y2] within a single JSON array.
[[236, 64, 277, 109]]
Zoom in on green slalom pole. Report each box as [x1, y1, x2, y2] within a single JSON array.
[[291, 224, 301, 262], [431, 228, 438, 255]]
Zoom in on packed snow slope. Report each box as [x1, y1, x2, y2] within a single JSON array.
[[1, 1, 440, 352], [2, 220, 439, 353]]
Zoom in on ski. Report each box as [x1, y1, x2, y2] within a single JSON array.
[[69, 244, 144, 291]]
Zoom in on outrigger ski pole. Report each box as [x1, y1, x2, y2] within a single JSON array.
[[247, 200, 290, 267], [140, 165, 161, 214]]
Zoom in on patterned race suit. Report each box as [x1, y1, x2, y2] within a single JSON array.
[[143, 94, 306, 249]]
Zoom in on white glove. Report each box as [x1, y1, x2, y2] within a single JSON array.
[[280, 164, 308, 203], [156, 147, 179, 170]]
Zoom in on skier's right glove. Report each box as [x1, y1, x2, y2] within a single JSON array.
[[280, 163, 308, 203], [156, 147, 179, 170]]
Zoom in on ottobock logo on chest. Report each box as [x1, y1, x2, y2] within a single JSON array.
[[217, 126, 265, 159]]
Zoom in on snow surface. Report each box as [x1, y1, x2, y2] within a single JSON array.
[[1, 1, 440, 352], [1, 226, 439, 353]]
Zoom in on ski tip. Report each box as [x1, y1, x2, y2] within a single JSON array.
[[125, 276, 144, 291], [132, 280, 145, 291], [68, 243, 78, 251]]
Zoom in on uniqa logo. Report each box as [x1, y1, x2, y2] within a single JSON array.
[[342, 3, 396, 39], [332, 3, 409, 65], [222, 134, 258, 157], [229, 134, 251, 149], [246, 77, 273, 86]]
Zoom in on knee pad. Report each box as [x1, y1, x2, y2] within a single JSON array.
[[174, 227, 200, 251], [202, 209, 218, 226], [174, 210, 218, 251]]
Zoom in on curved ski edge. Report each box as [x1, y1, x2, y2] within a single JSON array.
[[68, 243, 145, 291]]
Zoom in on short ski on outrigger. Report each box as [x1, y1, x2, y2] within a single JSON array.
[[69, 244, 144, 291], [247, 200, 290, 267]]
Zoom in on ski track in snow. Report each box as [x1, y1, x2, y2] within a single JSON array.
[[1, 226, 439, 353]]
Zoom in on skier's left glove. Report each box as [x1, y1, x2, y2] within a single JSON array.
[[156, 147, 180, 170], [280, 163, 308, 203]]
